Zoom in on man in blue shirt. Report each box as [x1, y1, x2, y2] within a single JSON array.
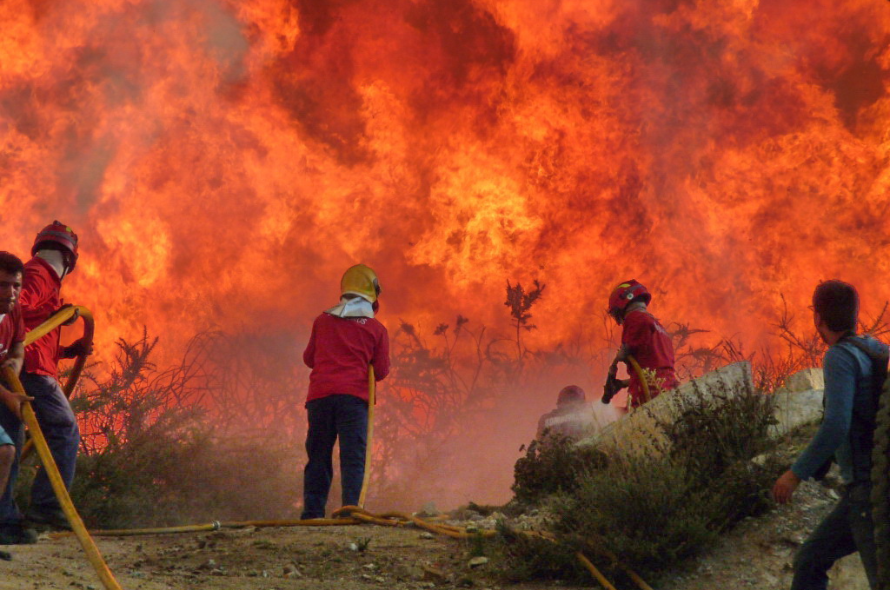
[[772, 280, 885, 589]]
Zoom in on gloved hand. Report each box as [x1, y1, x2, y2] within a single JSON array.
[[61, 338, 93, 359], [0, 386, 33, 421], [602, 373, 626, 404]]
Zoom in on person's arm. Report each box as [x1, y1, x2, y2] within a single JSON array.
[[2, 311, 25, 377], [1, 342, 24, 377], [0, 338, 31, 421], [773, 346, 855, 503], [302, 321, 317, 369], [792, 347, 855, 478], [371, 327, 390, 381], [60, 338, 92, 359], [620, 313, 649, 357], [18, 271, 53, 324]]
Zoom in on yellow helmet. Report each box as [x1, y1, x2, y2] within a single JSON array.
[[340, 264, 381, 303]]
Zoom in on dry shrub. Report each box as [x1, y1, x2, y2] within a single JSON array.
[[49, 331, 300, 529], [500, 376, 782, 583]]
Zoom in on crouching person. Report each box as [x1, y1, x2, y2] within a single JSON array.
[[300, 264, 390, 520], [536, 385, 591, 441]]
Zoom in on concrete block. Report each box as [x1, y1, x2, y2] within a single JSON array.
[[576, 361, 754, 456], [770, 388, 824, 436], [778, 368, 824, 393]]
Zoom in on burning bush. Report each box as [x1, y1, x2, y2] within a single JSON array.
[[24, 331, 302, 529]]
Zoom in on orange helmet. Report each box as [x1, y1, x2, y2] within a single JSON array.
[[340, 264, 381, 303], [32, 221, 79, 272], [608, 279, 650, 321]]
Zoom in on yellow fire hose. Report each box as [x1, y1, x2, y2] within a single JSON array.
[[627, 355, 652, 406], [2, 367, 122, 590], [358, 366, 375, 508], [577, 551, 618, 590], [20, 305, 94, 460]]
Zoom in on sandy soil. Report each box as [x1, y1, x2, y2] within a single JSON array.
[[0, 521, 585, 590], [0, 479, 872, 590]]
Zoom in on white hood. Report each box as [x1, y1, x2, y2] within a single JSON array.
[[325, 296, 375, 319]]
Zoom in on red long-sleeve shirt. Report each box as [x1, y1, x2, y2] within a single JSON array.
[[303, 313, 390, 404], [20, 257, 63, 376], [622, 309, 678, 407], [0, 305, 25, 364]]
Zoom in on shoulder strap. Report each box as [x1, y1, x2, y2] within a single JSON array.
[[839, 335, 889, 373], [836, 335, 889, 422]]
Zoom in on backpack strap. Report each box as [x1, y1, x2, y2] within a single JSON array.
[[836, 334, 889, 424]]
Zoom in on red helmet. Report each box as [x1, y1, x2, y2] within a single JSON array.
[[557, 385, 586, 406], [608, 279, 651, 318], [32, 221, 79, 272]]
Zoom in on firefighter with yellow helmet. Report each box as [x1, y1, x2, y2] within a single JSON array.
[[300, 264, 390, 520]]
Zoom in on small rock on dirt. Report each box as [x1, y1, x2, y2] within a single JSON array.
[[468, 557, 489, 568]]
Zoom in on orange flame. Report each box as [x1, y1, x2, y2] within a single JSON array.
[[1, 0, 889, 502]]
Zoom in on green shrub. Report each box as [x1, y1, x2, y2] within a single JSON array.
[[511, 432, 607, 506], [500, 376, 782, 582], [556, 455, 717, 576]]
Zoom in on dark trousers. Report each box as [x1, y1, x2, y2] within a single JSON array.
[[791, 482, 878, 590], [301, 395, 368, 520], [0, 373, 80, 524]]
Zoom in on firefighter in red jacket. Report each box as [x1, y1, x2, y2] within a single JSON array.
[[301, 264, 390, 520], [602, 280, 678, 410], [0, 222, 91, 535]]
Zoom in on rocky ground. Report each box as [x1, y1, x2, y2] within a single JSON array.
[[0, 518, 577, 590], [0, 473, 870, 590], [658, 476, 869, 590]]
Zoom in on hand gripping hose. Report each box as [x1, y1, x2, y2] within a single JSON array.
[[2, 366, 123, 590], [358, 366, 375, 508], [20, 305, 94, 460]]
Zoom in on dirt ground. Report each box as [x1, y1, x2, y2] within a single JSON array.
[[0, 478, 873, 590], [0, 521, 584, 590]]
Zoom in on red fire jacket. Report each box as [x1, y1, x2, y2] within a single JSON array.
[[303, 312, 390, 404], [622, 309, 678, 407], [0, 305, 25, 364], [20, 257, 63, 377]]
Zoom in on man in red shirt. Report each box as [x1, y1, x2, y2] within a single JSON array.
[[301, 264, 390, 520], [602, 280, 678, 410], [0, 252, 36, 545], [0, 222, 90, 533]]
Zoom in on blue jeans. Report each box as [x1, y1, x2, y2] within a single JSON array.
[[301, 395, 368, 520], [0, 401, 23, 526], [791, 482, 877, 590], [0, 373, 79, 524]]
